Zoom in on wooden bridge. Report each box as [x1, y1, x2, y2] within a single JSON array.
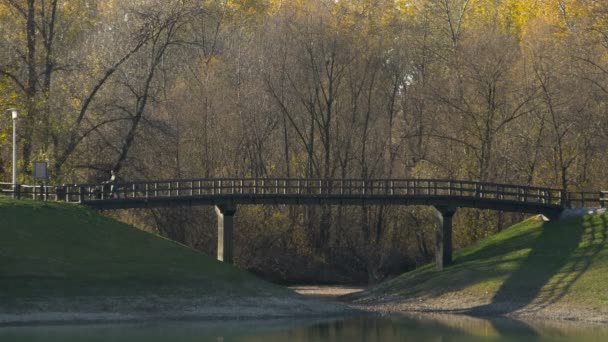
[[3, 178, 607, 270]]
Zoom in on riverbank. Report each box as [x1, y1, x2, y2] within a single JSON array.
[[348, 294, 608, 323], [0, 295, 351, 326], [0, 198, 352, 325], [290, 286, 364, 301], [344, 213, 608, 324], [3, 197, 607, 325]]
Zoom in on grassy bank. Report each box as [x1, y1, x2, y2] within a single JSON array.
[[0, 198, 346, 323], [350, 214, 608, 322]]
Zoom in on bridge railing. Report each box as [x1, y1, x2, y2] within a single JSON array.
[[565, 191, 608, 208], [0, 182, 12, 195], [6, 179, 603, 208], [58, 178, 564, 206], [1, 182, 60, 201], [601, 191, 608, 208]]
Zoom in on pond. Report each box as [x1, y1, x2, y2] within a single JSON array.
[[1, 314, 607, 341]]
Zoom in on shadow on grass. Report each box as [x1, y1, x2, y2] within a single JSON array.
[[362, 220, 550, 302], [469, 214, 608, 317], [351, 214, 608, 339]]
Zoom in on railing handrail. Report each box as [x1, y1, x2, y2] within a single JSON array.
[[2, 178, 604, 209], [68, 178, 563, 192]]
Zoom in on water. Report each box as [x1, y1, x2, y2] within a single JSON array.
[[1, 314, 607, 341]]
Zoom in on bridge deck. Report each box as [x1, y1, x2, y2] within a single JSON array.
[[2, 178, 605, 212]]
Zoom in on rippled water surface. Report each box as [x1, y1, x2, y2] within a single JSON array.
[[2, 314, 608, 341]]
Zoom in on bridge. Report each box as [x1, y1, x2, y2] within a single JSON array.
[[3, 178, 607, 270]]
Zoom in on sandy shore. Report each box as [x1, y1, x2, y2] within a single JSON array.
[[348, 292, 608, 324], [4, 286, 606, 326], [289, 286, 364, 301], [0, 294, 356, 326], [292, 286, 608, 324]]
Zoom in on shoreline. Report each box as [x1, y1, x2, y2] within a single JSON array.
[[347, 294, 608, 325], [293, 285, 608, 324], [3, 286, 607, 327], [0, 294, 358, 327]]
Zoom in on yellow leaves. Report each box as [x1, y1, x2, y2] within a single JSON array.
[[395, 0, 417, 16], [97, 0, 121, 18], [497, 0, 540, 36], [455, 0, 604, 41], [227, 0, 270, 18], [409, 160, 441, 179], [0, 3, 11, 20], [461, 0, 539, 37], [71, 98, 82, 111]]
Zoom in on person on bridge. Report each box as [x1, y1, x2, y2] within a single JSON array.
[[102, 170, 117, 198]]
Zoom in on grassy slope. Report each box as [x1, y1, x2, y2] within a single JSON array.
[[0, 197, 290, 312], [355, 214, 608, 316]]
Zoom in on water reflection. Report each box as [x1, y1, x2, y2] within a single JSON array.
[[1, 314, 607, 341]]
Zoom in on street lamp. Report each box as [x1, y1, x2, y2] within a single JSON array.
[[7, 108, 18, 185]]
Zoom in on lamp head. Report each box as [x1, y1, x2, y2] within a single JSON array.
[[7, 108, 19, 119]]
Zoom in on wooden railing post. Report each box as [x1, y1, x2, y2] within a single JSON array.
[[78, 186, 85, 203], [13, 184, 21, 200], [55, 185, 66, 202], [519, 188, 524, 202]]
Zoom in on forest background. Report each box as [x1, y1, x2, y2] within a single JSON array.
[[1, 0, 608, 283]]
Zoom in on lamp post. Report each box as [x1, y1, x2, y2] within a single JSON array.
[[7, 108, 18, 186]]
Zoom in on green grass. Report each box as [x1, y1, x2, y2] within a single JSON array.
[[0, 197, 287, 310], [360, 213, 608, 313]]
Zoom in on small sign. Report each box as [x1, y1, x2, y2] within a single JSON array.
[[34, 161, 48, 180]]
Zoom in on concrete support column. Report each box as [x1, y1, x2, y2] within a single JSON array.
[[215, 204, 237, 264], [434, 206, 457, 271]]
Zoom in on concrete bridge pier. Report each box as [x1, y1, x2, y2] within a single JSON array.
[[215, 204, 237, 264], [434, 206, 457, 271]]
